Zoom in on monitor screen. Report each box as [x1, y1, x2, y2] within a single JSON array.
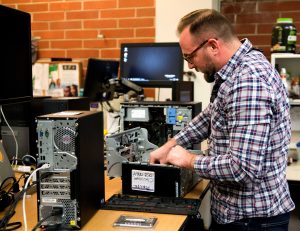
[[0, 5, 33, 105], [83, 58, 119, 102], [120, 42, 184, 88]]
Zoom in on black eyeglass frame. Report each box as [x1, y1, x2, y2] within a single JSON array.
[[182, 39, 209, 64]]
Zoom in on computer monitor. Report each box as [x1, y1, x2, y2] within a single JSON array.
[[83, 58, 119, 102], [120, 42, 184, 88], [0, 5, 33, 105]]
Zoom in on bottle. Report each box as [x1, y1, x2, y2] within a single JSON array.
[[271, 18, 297, 53], [280, 68, 288, 92]]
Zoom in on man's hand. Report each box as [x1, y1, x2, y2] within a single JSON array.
[[167, 145, 196, 169], [149, 138, 196, 170], [149, 138, 177, 164]]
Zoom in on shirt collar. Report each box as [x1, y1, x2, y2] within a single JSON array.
[[215, 38, 253, 81]]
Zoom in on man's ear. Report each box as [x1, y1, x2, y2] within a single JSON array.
[[209, 39, 219, 54]]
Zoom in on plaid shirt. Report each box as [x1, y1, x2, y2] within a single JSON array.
[[175, 39, 295, 224]]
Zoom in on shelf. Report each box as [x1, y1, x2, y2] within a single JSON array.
[[271, 53, 300, 77], [289, 99, 300, 106]]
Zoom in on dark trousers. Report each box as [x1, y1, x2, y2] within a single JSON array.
[[210, 212, 290, 231]]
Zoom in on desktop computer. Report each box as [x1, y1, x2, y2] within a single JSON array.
[[120, 101, 202, 149], [36, 111, 104, 229], [0, 97, 90, 163]]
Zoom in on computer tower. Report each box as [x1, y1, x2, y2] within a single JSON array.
[[36, 111, 104, 229], [122, 162, 197, 197], [0, 97, 90, 163], [120, 101, 202, 149], [34, 97, 90, 115], [29, 96, 91, 158]]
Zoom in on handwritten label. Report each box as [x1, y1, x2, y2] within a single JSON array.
[[131, 170, 155, 192]]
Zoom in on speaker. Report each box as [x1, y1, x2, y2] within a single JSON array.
[[172, 81, 194, 102], [36, 111, 104, 229]]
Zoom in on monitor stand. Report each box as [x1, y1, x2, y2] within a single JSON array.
[[0, 142, 14, 185]]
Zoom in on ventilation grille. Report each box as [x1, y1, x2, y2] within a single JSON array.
[[54, 126, 76, 152]]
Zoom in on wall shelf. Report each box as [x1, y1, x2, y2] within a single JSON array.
[[271, 53, 300, 131]]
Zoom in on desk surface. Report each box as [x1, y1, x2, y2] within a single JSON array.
[[3, 173, 209, 231], [2, 161, 298, 230]]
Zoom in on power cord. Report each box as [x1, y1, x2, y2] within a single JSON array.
[[23, 163, 51, 231], [0, 176, 20, 212], [0, 221, 21, 231], [0, 171, 51, 231], [31, 207, 63, 231]]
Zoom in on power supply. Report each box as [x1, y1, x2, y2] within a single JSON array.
[[36, 110, 104, 229]]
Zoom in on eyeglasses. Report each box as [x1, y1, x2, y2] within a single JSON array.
[[182, 39, 209, 64]]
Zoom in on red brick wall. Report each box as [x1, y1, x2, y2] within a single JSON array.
[[221, 0, 300, 60], [1, 0, 155, 72], [3, 1, 300, 73]]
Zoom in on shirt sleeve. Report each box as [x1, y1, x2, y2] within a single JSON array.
[[174, 105, 211, 147]]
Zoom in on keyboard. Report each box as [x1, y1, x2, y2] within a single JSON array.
[[102, 194, 200, 215]]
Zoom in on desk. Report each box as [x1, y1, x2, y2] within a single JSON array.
[[2, 173, 209, 231]]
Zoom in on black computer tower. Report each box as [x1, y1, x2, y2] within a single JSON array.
[[0, 97, 91, 163], [120, 101, 202, 149], [36, 111, 104, 229], [29, 96, 91, 158], [33, 97, 90, 115]]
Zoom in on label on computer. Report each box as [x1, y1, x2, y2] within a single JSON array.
[[130, 108, 146, 119], [42, 198, 57, 203], [131, 169, 155, 192]]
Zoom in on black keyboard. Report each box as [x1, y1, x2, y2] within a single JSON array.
[[102, 194, 200, 215]]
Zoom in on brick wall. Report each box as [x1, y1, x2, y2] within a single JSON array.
[[3, 1, 300, 75], [221, 0, 300, 60], [1, 0, 155, 72]]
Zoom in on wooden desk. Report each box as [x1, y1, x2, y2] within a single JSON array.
[[2, 173, 209, 231]]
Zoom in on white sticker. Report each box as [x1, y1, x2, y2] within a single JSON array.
[[42, 198, 57, 203], [131, 170, 155, 192], [131, 109, 146, 119], [54, 111, 82, 116]]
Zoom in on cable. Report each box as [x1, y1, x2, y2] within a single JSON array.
[[22, 163, 51, 231], [0, 177, 16, 192], [31, 207, 63, 231], [0, 106, 19, 167], [0, 172, 51, 230], [0, 221, 21, 231]]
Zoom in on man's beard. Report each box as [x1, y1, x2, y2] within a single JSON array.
[[201, 54, 216, 83], [204, 72, 215, 83]]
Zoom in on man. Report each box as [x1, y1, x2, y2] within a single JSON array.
[[150, 9, 294, 231]]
